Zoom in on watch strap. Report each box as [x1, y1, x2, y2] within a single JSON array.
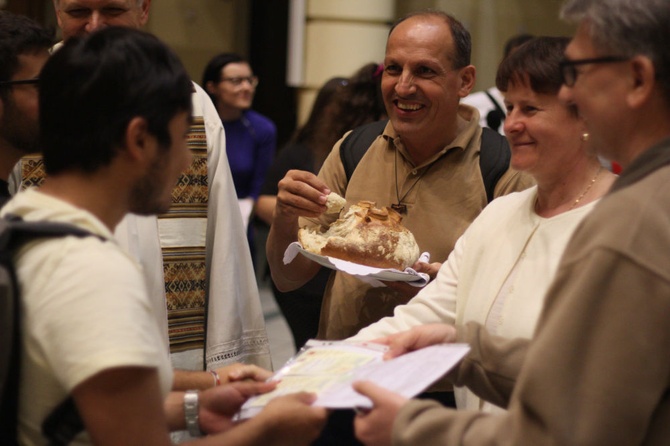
[[183, 390, 203, 437]]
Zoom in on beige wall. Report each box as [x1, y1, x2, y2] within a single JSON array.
[[145, 0, 250, 83], [291, 0, 394, 125]]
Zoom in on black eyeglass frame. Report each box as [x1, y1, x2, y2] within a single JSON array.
[[0, 78, 40, 88], [560, 56, 628, 87], [219, 75, 259, 88]]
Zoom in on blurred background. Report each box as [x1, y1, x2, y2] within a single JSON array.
[[4, 0, 574, 151]]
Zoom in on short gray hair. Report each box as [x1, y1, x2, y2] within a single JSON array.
[[561, 0, 670, 102]]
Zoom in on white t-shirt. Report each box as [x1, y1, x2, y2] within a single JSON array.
[[2, 189, 173, 446]]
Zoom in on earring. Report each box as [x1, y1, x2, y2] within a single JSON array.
[[581, 133, 590, 142]]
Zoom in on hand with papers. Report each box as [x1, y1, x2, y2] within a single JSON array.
[[352, 381, 407, 446], [376, 323, 459, 359], [249, 393, 328, 445], [352, 324, 462, 446]]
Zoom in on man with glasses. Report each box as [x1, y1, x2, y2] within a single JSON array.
[[0, 12, 52, 200], [350, 0, 670, 445], [559, 56, 629, 88]]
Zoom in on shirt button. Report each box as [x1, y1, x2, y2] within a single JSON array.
[[412, 170, 418, 175]]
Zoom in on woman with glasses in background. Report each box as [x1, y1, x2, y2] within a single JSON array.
[[203, 53, 277, 258]]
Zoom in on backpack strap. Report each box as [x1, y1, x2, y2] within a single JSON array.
[[480, 127, 511, 203], [42, 398, 85, 446], [338, 121, 510, 203], [0, 216, 96, 446], [339, 120, 389, 181]]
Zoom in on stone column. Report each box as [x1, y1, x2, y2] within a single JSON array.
[[289, 0, 394, 125]]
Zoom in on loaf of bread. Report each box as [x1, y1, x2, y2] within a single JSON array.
[[298, 201, 420, 270]]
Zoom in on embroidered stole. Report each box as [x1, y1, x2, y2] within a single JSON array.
[[158, 117, 208, 353]]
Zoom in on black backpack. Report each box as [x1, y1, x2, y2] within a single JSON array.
[[0, 216, 92, 446], [339, 120, 511, 203]]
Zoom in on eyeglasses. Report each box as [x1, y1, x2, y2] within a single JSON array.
[[219, 75, 259, 88], [0, 77, 40, 88], [560, 56, 628, 87]]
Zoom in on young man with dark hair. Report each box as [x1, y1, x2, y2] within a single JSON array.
[[37, 0, 273, 391], [3, 26, 325, 445], [0, 12, 52, 198]]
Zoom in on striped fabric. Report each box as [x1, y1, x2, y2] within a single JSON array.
[[19, 154, 46, 190], [159, 117, 209, 353]]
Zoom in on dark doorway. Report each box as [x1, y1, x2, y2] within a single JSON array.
[[249, 0, 297, 149]]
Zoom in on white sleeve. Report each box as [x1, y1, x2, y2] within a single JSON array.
[[191, 83, 272, 369]]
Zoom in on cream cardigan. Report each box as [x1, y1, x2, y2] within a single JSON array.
[[353, 185, 596, 410]]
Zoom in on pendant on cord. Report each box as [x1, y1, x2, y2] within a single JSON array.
[[391, 203, 407, 214]]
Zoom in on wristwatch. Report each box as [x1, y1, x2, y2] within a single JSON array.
[[183, 390, 203, 437]]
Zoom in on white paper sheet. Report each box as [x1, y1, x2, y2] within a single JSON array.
[[237, 197, 254, 230], [236, 340, 470, 419]]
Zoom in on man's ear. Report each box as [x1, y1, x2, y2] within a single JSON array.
[[52, 0, 64, 28], [123, 116, 154, 164], [627, 55, 656, 110], [139, 0, 152, 26], [457, 65, 476, 98]]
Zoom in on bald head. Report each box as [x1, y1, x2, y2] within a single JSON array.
[[53, 0, 150, 41], [389, 10, 471, 69]]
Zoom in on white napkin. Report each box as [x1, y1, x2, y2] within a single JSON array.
[[284, 242, 430, 288]]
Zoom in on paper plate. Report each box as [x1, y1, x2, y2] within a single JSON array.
[[283, 242, 430, 286]]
